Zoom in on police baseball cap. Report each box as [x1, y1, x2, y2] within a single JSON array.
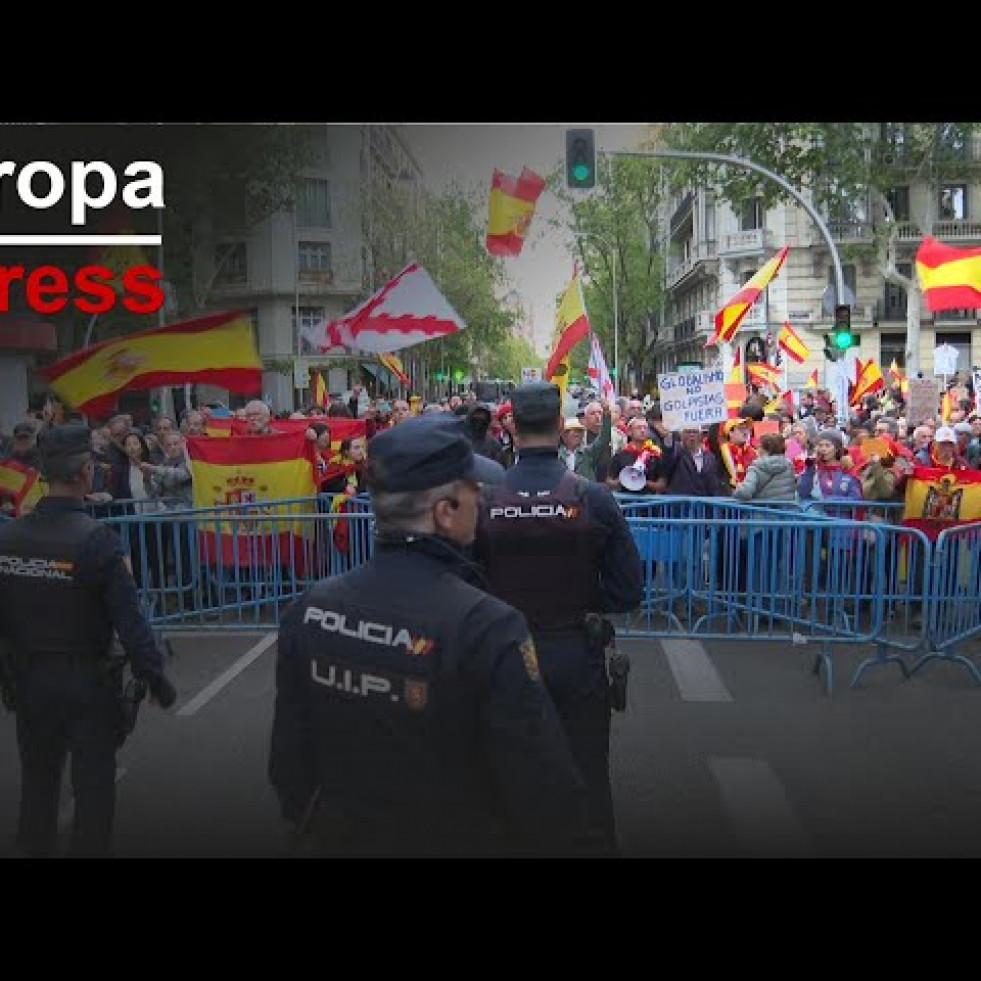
[[38, 423, 92, 479], [511, 382, 562, 426], [366, 415, 505, 493]]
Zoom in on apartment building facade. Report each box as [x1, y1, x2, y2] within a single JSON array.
[[649, 129, 981, 396], [195, 124, 423, 411]]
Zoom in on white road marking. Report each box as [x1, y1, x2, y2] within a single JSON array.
[[177, 632, 278, 718], [658, 637, 732, 702], [708, 756, 810, 855]]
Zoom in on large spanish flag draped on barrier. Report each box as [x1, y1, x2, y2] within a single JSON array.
[[0, 460, 47, 516], [902, 466, 981, 541], [185, 430, 319, 567], [915, 236, 981, 312], [486, 167, 547, 258], [707, 245, 789, 347], [39, 311, 262, 417]]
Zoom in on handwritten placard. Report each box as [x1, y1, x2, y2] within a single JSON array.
[[657, 368, 726, 431], [906, 377, 939, 426]]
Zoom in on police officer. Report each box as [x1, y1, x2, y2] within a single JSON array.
[[268, 413, 602, 857], [0, 423, 177, 858], [472, 381, 645, 854]]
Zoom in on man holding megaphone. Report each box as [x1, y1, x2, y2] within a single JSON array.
[[606, 416, 668, 495]]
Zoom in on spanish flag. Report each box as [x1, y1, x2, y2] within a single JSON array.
[[707, 245, 790, 347], [726, 345, 743, 386], [310, 369, 327, 408], [378, 352, 410, 387], [747, 360, 782, 391], [777, 321, 810, 364], [486, 167, 547, 258], [0, 460, 46, 517], [940, 389, 953, 422], [204, 415, 233, 438], [804, 368, 820, 389], [763, 390, 792, 414], [902, 466, 981, 541], [915, 236, 981, 312], [546, 266, 591, 382], [39, 310, 262, 417], [186, 429, 319, 569], [850, 358, 884, 406], [725, 383, 746, 417]]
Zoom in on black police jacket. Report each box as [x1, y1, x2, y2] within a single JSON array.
[[0, 496, 166, 681], [268, 534, 602, 857], [474, 447, 644, 622]]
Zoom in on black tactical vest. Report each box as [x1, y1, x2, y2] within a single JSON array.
[[0, 507, 114, 660], [482, 471, 604, 629]]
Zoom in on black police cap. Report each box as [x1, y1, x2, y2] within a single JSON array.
[[511, 381, 562, 426], [38, 423, 92, 478], [366, 415, 505, 494]]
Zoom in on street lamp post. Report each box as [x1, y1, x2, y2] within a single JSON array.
[[573, 231, 619, 395]]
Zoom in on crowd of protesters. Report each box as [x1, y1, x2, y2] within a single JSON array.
[[1, 374, 979, 614]]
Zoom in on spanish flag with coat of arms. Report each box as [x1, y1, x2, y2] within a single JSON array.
[[185, 429, 319, 569]]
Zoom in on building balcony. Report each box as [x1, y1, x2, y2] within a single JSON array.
[[665, 242, 719, 290], [895, 220, 981, 244], [716, 228, 770, 259], [827, 221, 875, 244]]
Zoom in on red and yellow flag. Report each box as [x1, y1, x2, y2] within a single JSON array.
[[777, 320, 810, 364], [310, 369, 327, 408], [763, 390, 793, 414], [39, 310, 262, 417], [707, 245, 790, 347], [185, 429, 319, 567], [726, 345, 743, 386], [915, 236, 981, 311], [850, 358, 884, 406], [940, 389, 953, 422], [746, 360, 781, 391], [0, 460, 47, 516], [378, 352, 410, 386], [546, 266, 591, 384], [724, 383, 747, 418], [804, 368, 820, 389], [903, 466, 981, 541], [486, 167, 547, 258]]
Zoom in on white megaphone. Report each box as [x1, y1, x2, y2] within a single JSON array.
[[618, 449, 651, 492]]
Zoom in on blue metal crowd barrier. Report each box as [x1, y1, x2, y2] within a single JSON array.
[[911, 521, 981, 684], [5, 487, 980, 694]]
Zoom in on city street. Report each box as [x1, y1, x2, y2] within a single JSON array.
[[2, 628, 981, 858]]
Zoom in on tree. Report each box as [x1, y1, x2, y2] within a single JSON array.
[[364, 175, 514, 389], [655, 122, 981, 376], [550, 155, 667, 393]]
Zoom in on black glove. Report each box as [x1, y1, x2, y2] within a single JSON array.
[[147, 674, 177, 709]]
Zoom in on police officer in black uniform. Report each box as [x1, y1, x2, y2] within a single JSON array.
[[472, 381, 644, 855], [268, 413, 602, 857], [0, 423, 177, 858]]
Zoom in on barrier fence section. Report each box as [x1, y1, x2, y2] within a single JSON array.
[[101, 495, 374, 631], [913, 520, 981, 684], [4, 492, 979, 693]]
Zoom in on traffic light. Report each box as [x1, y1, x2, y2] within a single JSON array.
[[565, 129, 596, 189], [833, 304, 855, 350], [822, 335, 837, 362]]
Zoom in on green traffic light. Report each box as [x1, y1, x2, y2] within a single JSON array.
[[833, 330, 854, 349], [572, 163, 591, 182]]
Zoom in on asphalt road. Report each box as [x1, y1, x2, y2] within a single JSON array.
[[2, 627, 981, 858]]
